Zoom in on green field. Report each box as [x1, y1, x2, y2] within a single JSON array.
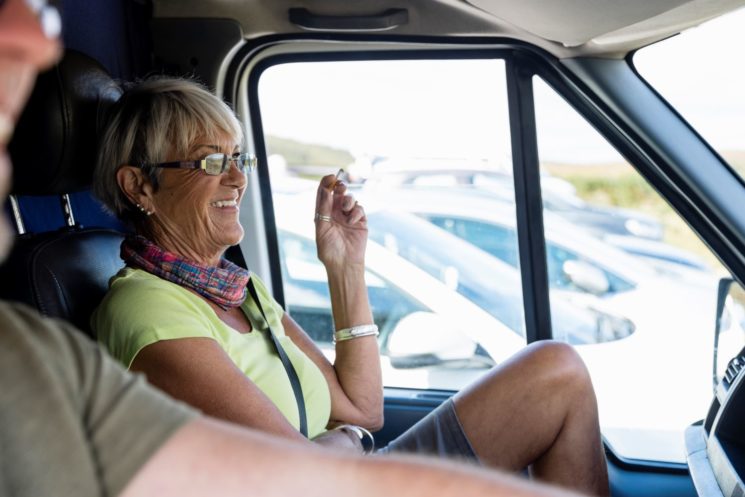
[[544, 150, 745, 270]]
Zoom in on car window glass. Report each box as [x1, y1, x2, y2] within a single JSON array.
[[258, 59, 527, 391], [427, 216, 519, 267], [634, 8, 745, 178], [279, 230, 428, 348], [427, 215, 634, 293], [533, 74, 736, 463]]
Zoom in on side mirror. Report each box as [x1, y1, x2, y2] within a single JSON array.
[[714, 278, 745, 389], [563, 260, 610, 295], [386, 311, 492, 369]]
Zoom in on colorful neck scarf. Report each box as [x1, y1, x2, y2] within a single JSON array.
[[121, 235, 249, 310]]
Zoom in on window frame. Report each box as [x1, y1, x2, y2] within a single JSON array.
[[238, 43, 557, 345]]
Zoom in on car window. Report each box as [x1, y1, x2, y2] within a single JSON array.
[[366, 210, 526, 335], [426, 215, 635, 294], [533, 74, 736, 463], [428, 216, 519, 267], [279, 230, 428, 345], [258, 59, 525, 391], [633, 8, 745, 179]]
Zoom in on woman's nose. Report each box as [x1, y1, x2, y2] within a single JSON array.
[[224, 160, 248, 187], [0, 0, 62, 71]]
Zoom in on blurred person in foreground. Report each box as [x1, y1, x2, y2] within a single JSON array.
[[0, 1, 601, 496]]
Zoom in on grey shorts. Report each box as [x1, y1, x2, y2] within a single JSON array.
[[376, 398, 479, 463]]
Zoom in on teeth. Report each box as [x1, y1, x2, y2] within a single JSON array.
[[0, 113, 13, 146], [211, 199, 237, 208]]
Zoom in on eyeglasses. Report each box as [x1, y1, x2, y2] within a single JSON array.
[[141, 153, 258, 176]]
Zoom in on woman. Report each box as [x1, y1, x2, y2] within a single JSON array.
[[92, 77, 608, 495]]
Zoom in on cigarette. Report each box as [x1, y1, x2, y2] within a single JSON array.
[[327, 168, 344, 191]]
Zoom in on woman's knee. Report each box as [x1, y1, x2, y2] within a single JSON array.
[[521, 340, 592, 391]]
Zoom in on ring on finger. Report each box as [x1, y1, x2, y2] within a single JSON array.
[[314, 213, 332, 223]]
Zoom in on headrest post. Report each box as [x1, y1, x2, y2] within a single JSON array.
[[9, 195, 26, 235], [60, 194, 76, 227]]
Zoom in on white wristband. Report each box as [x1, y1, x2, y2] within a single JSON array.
[[333, 324, 379, 343]]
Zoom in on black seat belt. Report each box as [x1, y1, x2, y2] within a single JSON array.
[[246, 278, 308, 438]]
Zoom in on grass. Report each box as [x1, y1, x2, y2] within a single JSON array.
[[543, 151, 745, 271]]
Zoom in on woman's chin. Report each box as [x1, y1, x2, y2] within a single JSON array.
[[216, 226, 244, 248]]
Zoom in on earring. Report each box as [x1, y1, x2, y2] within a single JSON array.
[[135, 203, 153, 216]]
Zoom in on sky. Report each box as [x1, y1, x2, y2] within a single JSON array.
[[635, 7, 745, 157], [258, 7, 745, 165]]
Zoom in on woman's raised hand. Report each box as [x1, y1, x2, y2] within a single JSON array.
[[314, 173, 367, 270]]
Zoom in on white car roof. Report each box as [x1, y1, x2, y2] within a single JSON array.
[[356, 186, 660, 284]]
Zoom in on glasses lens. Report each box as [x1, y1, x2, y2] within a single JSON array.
[[236, 153, 257, 174], [204, 153, 227, 175]]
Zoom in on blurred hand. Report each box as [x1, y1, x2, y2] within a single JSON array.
[[314, 174, 367, 271]]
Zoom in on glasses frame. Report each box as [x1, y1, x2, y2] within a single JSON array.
[[141, 152, 258, 176]]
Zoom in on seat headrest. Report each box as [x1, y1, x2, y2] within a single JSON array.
[[9, 50, 122, 195]]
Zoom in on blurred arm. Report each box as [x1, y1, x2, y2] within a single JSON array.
[[120, 416, 583, 497]]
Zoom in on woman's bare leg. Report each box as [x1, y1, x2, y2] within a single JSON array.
[[453, 341, 609, 496]]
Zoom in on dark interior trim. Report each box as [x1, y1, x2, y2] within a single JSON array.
[[506, 55, 552, 343]]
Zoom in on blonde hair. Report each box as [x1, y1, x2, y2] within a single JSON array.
[[94, 77, 244, 221]]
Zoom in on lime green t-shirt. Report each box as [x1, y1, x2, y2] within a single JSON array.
[[92, 268, 331, 438]]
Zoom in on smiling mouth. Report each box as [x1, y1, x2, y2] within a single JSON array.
[[210, 199, 238, 208]]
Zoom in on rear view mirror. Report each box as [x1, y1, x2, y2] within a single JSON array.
[[386, 311, 493, 369], [714, 278, 745, 390]]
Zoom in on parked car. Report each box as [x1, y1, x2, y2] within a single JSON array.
[[275, 191, 632, 346], [362, 163, 665, 240], [601, 233, 714, 277], [355, 187, 718, 300]]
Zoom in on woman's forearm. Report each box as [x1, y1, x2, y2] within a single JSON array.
[[325, 264, 384, 428], [326, 264, 372, 329]]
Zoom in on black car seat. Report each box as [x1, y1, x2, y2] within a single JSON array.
[[0, 50, 125, 338]]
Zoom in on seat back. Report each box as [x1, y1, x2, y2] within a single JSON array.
[[0, 230, 125, 334], [0, 50, 124, 338]]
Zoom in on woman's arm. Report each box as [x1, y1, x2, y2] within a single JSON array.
[[130, 337, 360, 450], [285, 174, 383, 430], [282, 312, 383, 430]]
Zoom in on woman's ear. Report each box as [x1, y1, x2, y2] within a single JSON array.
[[116, 165, 154, 208]]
